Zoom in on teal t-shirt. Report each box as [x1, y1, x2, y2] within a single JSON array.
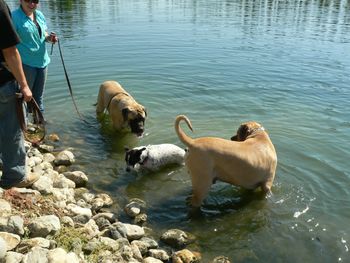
[[12, 7, 50, 68]]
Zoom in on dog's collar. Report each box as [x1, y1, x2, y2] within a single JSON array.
[[106, 91, 131, 111]]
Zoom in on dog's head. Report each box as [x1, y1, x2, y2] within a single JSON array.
[[124, 146, 147, 172], [231, 121, 265, 141], [122, 106, 147, 137]]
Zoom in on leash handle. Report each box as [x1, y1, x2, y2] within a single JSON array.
[[15, 93, 46, 145]]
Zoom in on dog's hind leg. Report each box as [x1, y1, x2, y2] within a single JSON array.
[[190, 170, 213, 207]]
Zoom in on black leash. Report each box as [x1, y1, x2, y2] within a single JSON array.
[[56, 38, 91, 125]]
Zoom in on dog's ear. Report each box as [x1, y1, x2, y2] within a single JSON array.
[[237, 124, 249, 141], [231, 135, 238, 141], [122, 108, 130, 122], [143, 107, 147, 117]]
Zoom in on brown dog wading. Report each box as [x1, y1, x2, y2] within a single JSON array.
[[96, 81, 147, 136], [175, 115, 277, 207]]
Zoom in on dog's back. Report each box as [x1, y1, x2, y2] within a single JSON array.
[[96, 81, 128, 114], [126, 144, 186, 172], [146, 144, 185, 166]]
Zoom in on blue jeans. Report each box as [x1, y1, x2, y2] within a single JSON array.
[[0, 80, 26, 188], [22, 64, 47, 113]]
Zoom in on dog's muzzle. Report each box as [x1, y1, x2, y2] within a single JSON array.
[[129, 117, 145, 136]]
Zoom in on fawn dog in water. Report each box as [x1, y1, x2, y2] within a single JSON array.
[[96, 81, 147, 136], [174, 115, 277, 207]]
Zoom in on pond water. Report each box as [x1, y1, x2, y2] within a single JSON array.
[[7, 0, 350, 262]]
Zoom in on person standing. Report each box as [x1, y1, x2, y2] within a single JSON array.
[[12, 0, 57, 114], [0, 0, 39, 188]]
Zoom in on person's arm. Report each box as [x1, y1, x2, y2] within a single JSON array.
[[2, 46, 32, 102]]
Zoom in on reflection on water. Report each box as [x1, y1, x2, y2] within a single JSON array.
[[47, 0, 87, 39], [28, 0, 350, 43], [6, 0, 350, 262]]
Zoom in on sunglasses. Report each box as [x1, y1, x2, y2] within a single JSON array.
[[24, 0, 39, 4]]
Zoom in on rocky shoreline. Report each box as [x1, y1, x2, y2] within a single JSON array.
[[0, 135, 230, 263]]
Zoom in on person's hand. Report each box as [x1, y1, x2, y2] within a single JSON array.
[[47, 32, 58, 44], [20, 85, 32, 102]]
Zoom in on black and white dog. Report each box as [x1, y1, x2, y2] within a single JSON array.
[[125, 144, 186, 172]]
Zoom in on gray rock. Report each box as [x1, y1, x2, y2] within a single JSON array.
[[51, 188, 75, 203], [66, 251, 80, 263], [113, 222, 145, 241], [83, 239, 99, 254], [27, 148, 42, 158], [8, 216, 24, 236], [95, 217, 111, 231], [120, 245, 134, 262], [172, 249, 201, 263], [38, 144, 54, 153], [139, 236, 158, 249], [91, 198, 104, 212], [143, 257, 164, 263], [134, 213, 147, 225], [83, 219, 100, 239], [54, 150, 75, 166], [32, 176, 53, 195], [66, 204, 92, 219], [95, 193, 113, 207], [149, 248, 170, 261], [28, 215, 61, 237], [160, 229, 195, 248], [61, 216, 74, 228], [0, 199, 11, 216], [130, 240, 149, 255], [28, 156, 43, 167], [17, 237, 50, 254], [109, 227, 124, 240], [22, 247, 49, 263], [0, 236, 6, 259], [0, 217, 10, 232], [53, 175, 76, 189], [76, 199, 91, 209], [124, 198, 146, 218], [0, 232, 21, 251], [98, 236, 121, 252], [63, 171, 88, 187], [3, 251, 23, 263], [47, 247, 67, 263], [42, 153, 56, 163], [56, 165, 68, 173], [130, 242, 143, 261], [81, 192, 95, 203], [72, 215, 90, 225], [92, 212, 117, 223], [35, 161, 53, 173]]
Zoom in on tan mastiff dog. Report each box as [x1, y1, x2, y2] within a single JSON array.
[[96, 81, 147, 136], [175, 115, 277, 207]]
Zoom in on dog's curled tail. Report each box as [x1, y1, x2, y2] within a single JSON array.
[[175, 115, 194, 147]]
